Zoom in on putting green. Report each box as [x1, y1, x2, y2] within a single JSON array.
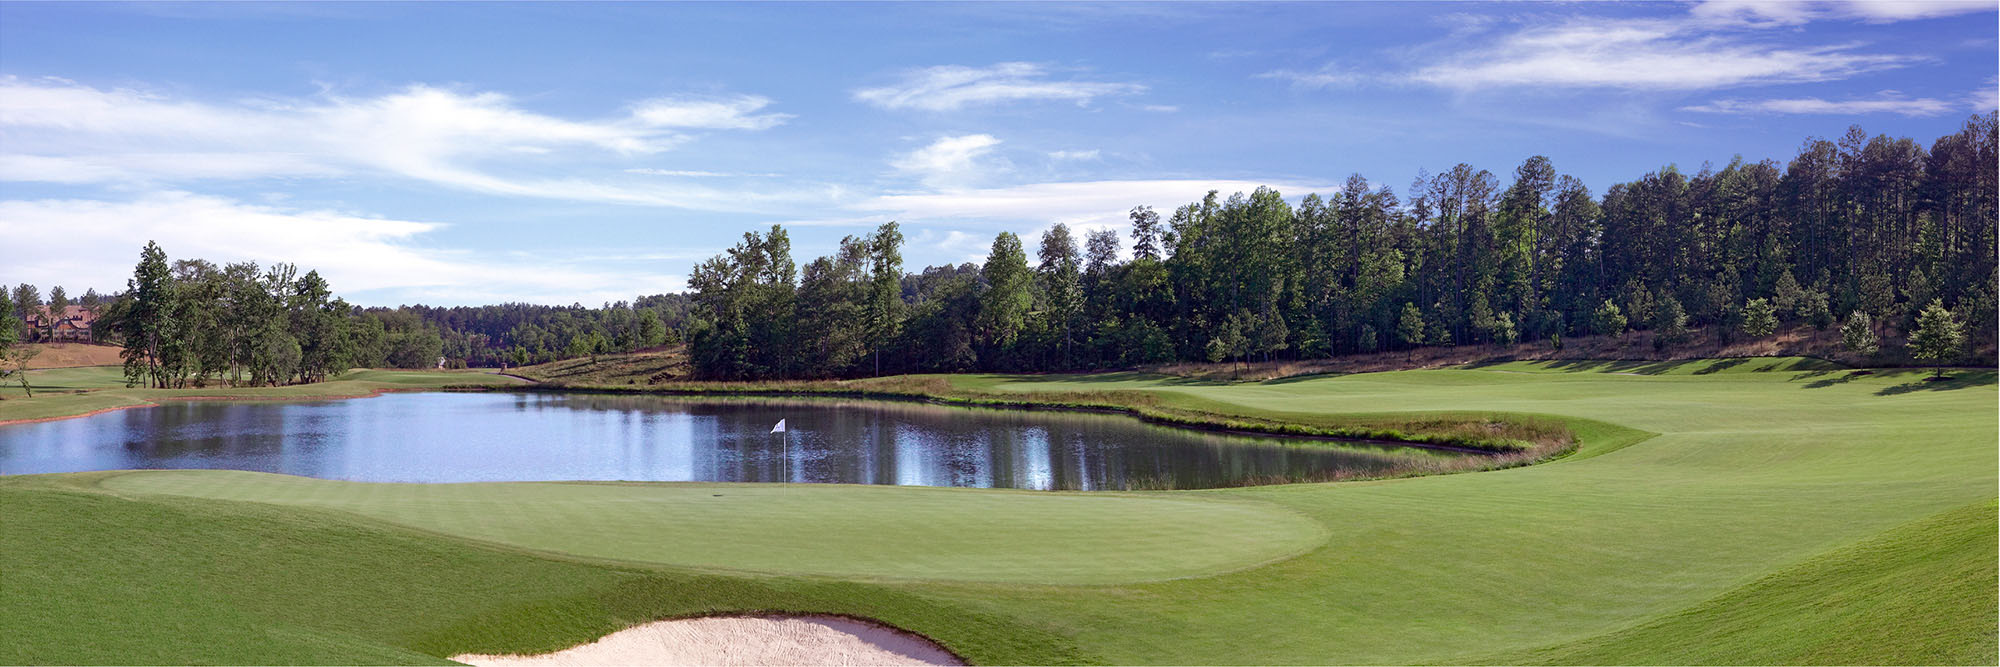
[[100, 470, 1329, 584]]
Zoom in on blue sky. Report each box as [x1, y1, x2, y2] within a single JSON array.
[[2, 1, 1994, 306]]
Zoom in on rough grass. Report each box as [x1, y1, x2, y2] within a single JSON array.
[[2, 359, 1994, 665]]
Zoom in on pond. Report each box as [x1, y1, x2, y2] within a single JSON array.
[[0, 392, 1464, 489]]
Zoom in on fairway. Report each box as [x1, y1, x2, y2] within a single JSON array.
[[5, 360, 1995, 665], [100, 470, 1329, 584]]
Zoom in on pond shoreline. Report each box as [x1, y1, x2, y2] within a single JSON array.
[[501, 384, 1513, 456]]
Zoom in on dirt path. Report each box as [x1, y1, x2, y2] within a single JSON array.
[[450, 615, 963, 666]]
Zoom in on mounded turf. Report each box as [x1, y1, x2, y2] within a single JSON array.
[[4, 358, 1995, 665], [100, 470, 1328, 584]]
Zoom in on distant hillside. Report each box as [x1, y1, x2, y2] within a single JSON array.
[[512, 346, 690, 386], [18, 343, 124, 370]]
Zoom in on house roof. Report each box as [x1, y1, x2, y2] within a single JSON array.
[[27, 305, 95, 328]]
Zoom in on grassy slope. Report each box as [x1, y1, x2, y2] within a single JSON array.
[[3, 359, 1994, 665], [0, 367, 528, 422], [1500, 499, 1999, 665]]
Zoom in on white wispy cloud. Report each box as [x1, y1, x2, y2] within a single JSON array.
[[852, 62, 1145, 111], [1693, 0, 1995, 25], [891, 134, 1005, 189], [0, 76, 804, 211], [1410, 17, 1917, 91], [1255, 66, 1363, 90], [1682, 93, 1958, 116], [625, 168, 729, 177], [0, 191, 682, 305], [1047, 149, 1101, 161], [1971, 78, 2000, 112], [628, 95, 791, 129]]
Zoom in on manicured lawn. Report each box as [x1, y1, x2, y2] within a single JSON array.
[[2, 359, 1994, 665], [100, 470, 1327, 585]]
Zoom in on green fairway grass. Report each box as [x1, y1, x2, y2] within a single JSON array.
[[4, 358, 1994, 665], [100, 470, 1329, 584]]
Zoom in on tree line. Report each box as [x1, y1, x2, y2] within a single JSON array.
[[684, 114, 1996, 379], [9, 252, 694, 386], [10, 115, 1992, 383]]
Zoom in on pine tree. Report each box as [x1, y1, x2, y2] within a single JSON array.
[[121, 241, 175, 388], [1593, 299, 1626, 336], [1396, 303, 1425, 361], [1651, 296, 1689, 351], [1907, 299, 1964, 377], [1840, 311, 1878, 356], [1742, 298, 1778, 338]]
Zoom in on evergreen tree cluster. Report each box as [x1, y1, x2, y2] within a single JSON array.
[[685, 116, 1997, 379]]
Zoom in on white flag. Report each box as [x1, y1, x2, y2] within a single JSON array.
[[771, 419, 786, 433]]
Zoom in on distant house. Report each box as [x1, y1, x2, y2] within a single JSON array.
[[25, 305, 97, 343]]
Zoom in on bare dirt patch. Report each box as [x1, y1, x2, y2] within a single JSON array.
[[19, 343, 124, 369]]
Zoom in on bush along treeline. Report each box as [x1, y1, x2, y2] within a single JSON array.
[[687, 115, 1997, 380]]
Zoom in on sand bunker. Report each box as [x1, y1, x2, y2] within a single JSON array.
[[451, 614, 964, 666]]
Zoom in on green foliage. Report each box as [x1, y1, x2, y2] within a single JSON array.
[[976, 232, 1033, 357], [1396, 303, 1425, 350], [1742, 298, 1778, 337], [1797, 288, 1834, 331], [1593, 299, 1627, 336], [1908, 299, 1965, 372], [1841, 311, 1879, 356], [1651, 296, 1689, 351], [120, 241, 175, 388]]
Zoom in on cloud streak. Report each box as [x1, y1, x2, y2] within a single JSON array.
[[0, 77, 803, 211], [853, 62, 1144, 111], [0, 191, 682, 305], [891, 134, 1005, 189], [1410, 17, 1916, 91], [1682, 93, 1958, 116]]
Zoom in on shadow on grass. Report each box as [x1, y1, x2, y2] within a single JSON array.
[[995, 371, 1225, 386], [1524, 359, 1707, 375], [1800, 370, 1867, 389], [1875, 369, 1998, 396], [1691, 358, 1749, 374], [1260, 372, 1346, 385]]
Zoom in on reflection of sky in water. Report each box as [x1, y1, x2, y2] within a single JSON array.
[[0, 393, 1461, 489]]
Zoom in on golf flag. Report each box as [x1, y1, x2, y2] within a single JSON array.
[[771, 419, 786, 433]]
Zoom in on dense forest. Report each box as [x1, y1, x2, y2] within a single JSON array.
[[685, 116, 1996, 379], [7, 115, 1994, 385]]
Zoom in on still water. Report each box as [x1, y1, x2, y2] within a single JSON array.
[[0, 392, 1459, 489]]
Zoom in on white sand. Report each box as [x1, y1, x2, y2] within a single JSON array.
[[450, 615, 965, 667]]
